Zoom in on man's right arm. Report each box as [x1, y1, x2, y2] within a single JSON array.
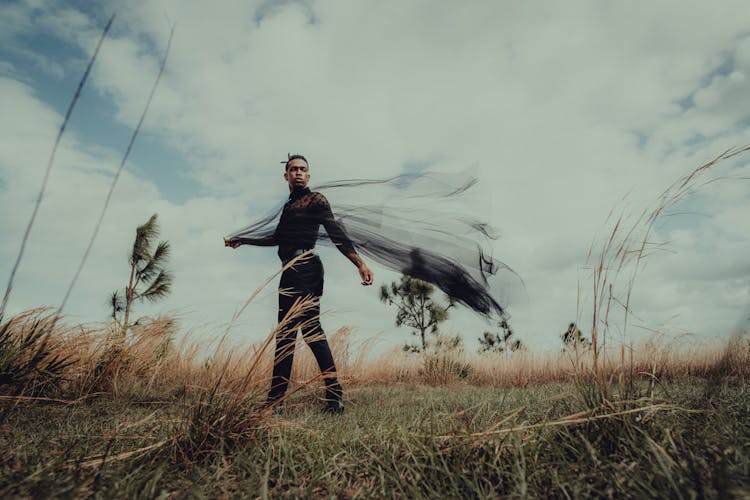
[[224, 235, 277, 248]]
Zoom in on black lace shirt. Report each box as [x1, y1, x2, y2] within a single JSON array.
[[273, 187, 355, 261]]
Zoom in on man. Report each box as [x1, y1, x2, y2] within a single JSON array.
[[225, 154, 374, 414]]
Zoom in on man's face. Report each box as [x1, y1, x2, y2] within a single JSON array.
[[284, 158, 310, 190]]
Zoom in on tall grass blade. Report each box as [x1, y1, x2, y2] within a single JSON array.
[[0, 14, 116, 317], [58, 24, 175, 315]]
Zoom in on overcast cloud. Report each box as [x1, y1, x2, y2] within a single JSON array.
[[1, 0, 749, 352]]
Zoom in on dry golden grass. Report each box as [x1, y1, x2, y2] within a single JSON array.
[[2, 307, 746, 404]]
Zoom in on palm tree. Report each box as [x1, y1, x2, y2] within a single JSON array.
[[110, 214, 172, 334]]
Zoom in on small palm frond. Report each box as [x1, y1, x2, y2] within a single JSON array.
[[152, 240, 170, 264], [138, 240, 171, 283], [138, 259, 157, 283], [130, 214, 159, 264], [139, 270, 173, 303], [109, 290, 125, 320]]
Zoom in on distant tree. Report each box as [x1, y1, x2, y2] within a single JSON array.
[[380, 275, 453, 352], [110, 214, 172, 334], [403, 333, 463, 354], [402, 343, 421, 354], [433, 333, 464, 352], [478, 319, 525, 354], [561, 322, 591, 350]]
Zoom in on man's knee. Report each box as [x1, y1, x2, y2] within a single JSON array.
[[302, 324, 325, 344]]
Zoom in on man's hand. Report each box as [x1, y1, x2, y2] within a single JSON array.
[[224, 237, 242, 249], [358, 264, 374, 286]]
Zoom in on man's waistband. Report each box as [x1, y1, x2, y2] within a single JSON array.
[[281, 248, 316, 265]]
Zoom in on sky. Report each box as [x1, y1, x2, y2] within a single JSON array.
[[1, 0, 749, 354]]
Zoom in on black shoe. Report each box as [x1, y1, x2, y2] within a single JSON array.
[[323, 400, 344, 415], [261, 401, 284, 415]]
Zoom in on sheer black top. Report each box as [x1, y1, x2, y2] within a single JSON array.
[[273, 187, 355, 261]]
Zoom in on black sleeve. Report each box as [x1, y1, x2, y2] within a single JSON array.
[[238, 234, 277, 246], [312, 193, 356, 256]]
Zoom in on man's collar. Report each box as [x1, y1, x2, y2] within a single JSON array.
[[289, 186, 311, 200]]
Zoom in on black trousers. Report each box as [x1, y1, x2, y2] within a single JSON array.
[[267, 255, 343, 404]]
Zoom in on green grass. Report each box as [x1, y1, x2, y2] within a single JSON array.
[[1, 380, 749, 498]]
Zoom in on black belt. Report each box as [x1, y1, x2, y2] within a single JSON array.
[[282, 248, 315, 265]]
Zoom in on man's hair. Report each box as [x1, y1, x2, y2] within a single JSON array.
[[281, 153, 309, 171]]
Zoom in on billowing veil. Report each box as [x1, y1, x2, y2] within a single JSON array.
[[226, 170, 523, 320]]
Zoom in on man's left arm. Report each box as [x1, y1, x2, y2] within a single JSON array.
[[344, 250, 374, 286], [317, 194, 374, 286]]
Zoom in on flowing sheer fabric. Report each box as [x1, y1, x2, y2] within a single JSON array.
[[226, 171, 523, 319]]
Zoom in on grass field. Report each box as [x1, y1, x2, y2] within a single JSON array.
[[2, 381, 749, 498], [1, 310, 749, 498]]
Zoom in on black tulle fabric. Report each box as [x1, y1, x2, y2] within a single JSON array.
[[226, 171, 522, 319]]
